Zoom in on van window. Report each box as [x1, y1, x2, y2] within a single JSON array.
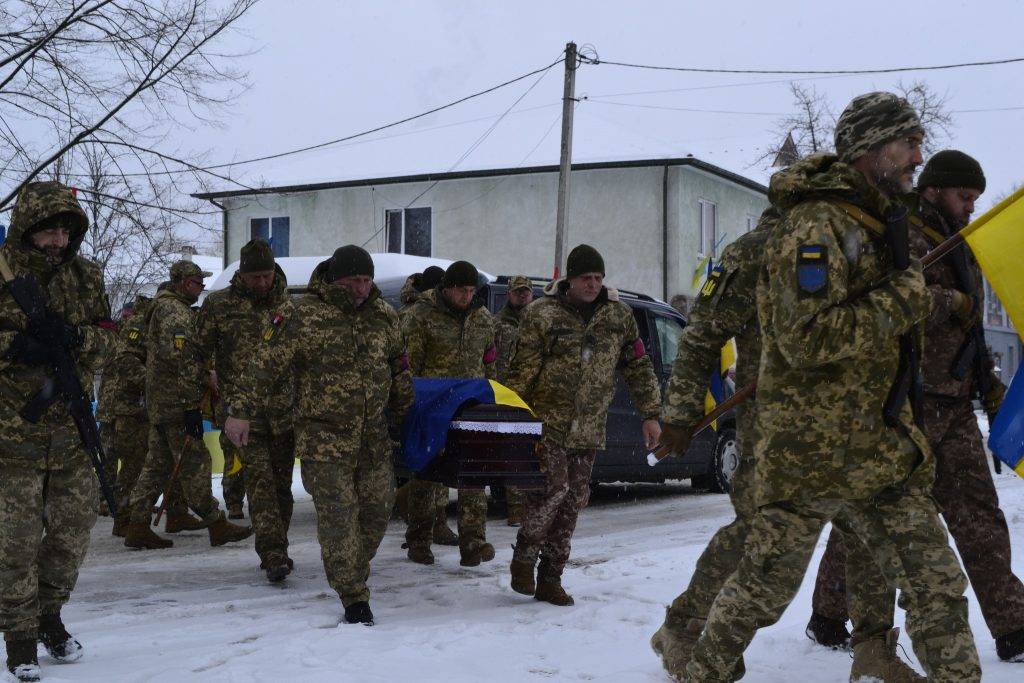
[[654, 313, 683, 367]]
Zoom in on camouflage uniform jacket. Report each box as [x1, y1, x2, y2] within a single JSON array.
[[754, 154, 934, 505], [493, 302, 523, 382], [144, 287, 205, 424], [905, 194, 999, 399], [96, 296, 152, 422], [0, 182, 116, 463], [230, 261, 413, 457], [505, 280, 661, 450], [192, 265, 294, 434], [402, 288, 497, 379], [662, 209, 776, 428]]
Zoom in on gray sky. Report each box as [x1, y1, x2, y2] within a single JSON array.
[[190, 0, 1023, 213]]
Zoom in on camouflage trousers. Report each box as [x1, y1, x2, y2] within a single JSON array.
[[668, 426, 894, 646], [221, 441, 247, 510], [0, 433, 98, 637], [405, 475, 487, 554], [127, 422, 222, 525], [515, 440, 596, 579], [811, 525, 849, 621], [220, 430, 295, 566], [300, 441, 394, 607], [106, 415, 188, 520], [682, 492, 979, 683], [813, 397, 1024, 640]]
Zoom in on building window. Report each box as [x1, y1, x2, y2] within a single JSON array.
[[250, 217, 290, 257], [698, 199, 717, 256], [985, 280, 1006, 328], [385, 207, 432, 257]]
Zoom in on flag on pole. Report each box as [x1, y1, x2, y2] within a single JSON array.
[[703, 339, 737, 430], [989, 363, 1024, 477], [691, 254, 713, 290], [962, 185, 1024, 334]]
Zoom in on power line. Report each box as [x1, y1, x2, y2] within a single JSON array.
[[359, 57, 558, 249], [584, 99, 782, 116], [586, 54, 1024, 76]]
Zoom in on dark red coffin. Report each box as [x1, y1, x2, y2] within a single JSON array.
[[418, 403, 546, 490]]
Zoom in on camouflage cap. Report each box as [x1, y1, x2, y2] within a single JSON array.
[[508, 275, 532, 292], [834, 92, 923, 163], [170, 260, 213, 280], [9, 181, 88, 245]]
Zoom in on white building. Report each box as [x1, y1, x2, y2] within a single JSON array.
[[195, 157, 768, 301]]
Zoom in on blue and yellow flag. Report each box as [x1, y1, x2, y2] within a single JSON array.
[[989, 363, 1024, 477], [963, 185, 1024, 335], [691, 255, 713, 290], [703, 339, 737, 430], [401, 378, 533, 472]]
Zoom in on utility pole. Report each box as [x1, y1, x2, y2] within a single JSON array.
[[553, 41, 577, 278]]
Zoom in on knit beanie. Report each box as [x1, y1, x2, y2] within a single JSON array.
[[442, 261, 479, 288], [326, 245, 374, 280], [419, 265, 445, 291], [566, 244, 605, 278], [917, 150, 986, 193], [239, 238, 275, 273]]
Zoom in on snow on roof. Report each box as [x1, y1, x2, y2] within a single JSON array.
[[208, 253, 494, 292]]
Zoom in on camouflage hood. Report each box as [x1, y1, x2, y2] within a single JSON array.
[[768, 153, 892, 218], [6, 181, 89, 262], [307, 258, 381, 311], [228, 262, 289, 305]]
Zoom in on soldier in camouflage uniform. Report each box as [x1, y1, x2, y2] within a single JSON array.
[[810, 150, 1024, 664], [649, 205, 910, 680], [402, 260, 499, 567], [226, 245, 412, 625], [394, 267, 460, 548], [0, 182, 118, 680], [506, 245, 661, 606], [494, 274, 534, 526], [122, 261, 252, 550], [193, 239, 297, 583], [680, 93, 981, 683]]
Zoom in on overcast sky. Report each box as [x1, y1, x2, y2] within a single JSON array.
[[189, 0, 1022, 214]]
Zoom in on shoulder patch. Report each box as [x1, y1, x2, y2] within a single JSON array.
[[127, 328, 140, 341], [796, 245, 828, 296], [173, 333, 186, 350], [699, 265, 725, 300]]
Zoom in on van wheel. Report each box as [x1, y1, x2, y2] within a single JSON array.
[[695, 427, 738, 494]]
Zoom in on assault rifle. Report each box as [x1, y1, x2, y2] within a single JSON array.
[[0, 252, 119, 514]]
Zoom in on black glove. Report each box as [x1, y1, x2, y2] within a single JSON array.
[[183, 408, 204, 440], [885, 205, 911, 271], [30, 311, 83, 350], [3, 332, 52, 366]]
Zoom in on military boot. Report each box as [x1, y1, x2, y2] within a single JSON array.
[[806, 611, 852, 651], [849, 628, 925, 683], [111, 513, 130, 538], [510, 545, 536, 595], [432, 510, 460, 547], [996, 626, 1024, 662], [534, 562, 574, 606], [227, 503, 245, 520], [4, 635, 39, 682], [207, 515, 253, 547], [124, 522, 173, 549], [164, 511, 206, 533], [343, 601, 374, 625], [650, 610, 705, 680], [407, 545, 434, 565], [38, 611, 82, 662], [460, 542, 495, 567]]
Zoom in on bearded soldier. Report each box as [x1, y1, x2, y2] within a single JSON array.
[[679, 92, 981, 683], [193, 239, 297, 583], [401, 260, 498, 567], [226, 245, 412, 625], [494, 274, 534, 527], [122, 260, 252, 550], [0, 182, 117, 681], [506, 245, 661, 606]]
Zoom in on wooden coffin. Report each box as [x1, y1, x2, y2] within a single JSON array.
[[418, 403, 546, 490]]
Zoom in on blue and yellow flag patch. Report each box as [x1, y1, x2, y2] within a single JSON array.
[[796, 245, 827, 296]]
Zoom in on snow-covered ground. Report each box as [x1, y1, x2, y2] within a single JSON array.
[[50, 435, 1024, 681]]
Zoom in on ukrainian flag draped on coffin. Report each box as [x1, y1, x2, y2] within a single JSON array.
[[401, 378, 533, 472]]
